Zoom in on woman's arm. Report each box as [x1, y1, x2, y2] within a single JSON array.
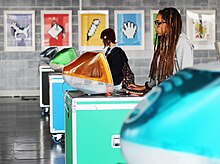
[[127, 83, 146, 91]]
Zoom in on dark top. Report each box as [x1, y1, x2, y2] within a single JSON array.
[[105, 47, 128, 85]]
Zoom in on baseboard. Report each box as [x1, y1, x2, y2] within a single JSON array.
[[0, 90, 40, 97]]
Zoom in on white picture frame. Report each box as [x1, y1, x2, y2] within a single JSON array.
[[4, 10, 35, 52], [114, 10, 145, 50], [78, 10, 109, 52], [186, 10, 216, 50], [41, 10, 72, 51]]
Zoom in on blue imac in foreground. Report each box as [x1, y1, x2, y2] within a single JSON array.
[[120, 63, 220, 164]]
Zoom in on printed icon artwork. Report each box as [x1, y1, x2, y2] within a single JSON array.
[[4, 10, 35, 51], [114, 10, 145, 50], [3, 9, 217, 52], [122, 21, 137, 39], [186, 10, 216, 50], [78, 10, 109, 51], [87, 19, 101, 41], [41, 10, 72, 51], [10, 21, 30, 38], [48, 22, 65, 39]]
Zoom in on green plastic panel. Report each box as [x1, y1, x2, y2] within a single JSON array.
[[75, 109, 129, 164]]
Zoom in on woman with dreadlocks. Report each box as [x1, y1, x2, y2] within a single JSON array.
[[128, 7, 194, 92]]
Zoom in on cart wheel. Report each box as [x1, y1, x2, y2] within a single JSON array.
[[52, 134, 62, 144], [52, 137, 61, 144], [41, 107, 49, 116]]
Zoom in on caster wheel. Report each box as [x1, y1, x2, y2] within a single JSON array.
[[52, 134, 63, 144], [41, 107, 49, 116]]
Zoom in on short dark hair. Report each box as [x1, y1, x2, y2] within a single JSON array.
[[100, 28, 116, 43]]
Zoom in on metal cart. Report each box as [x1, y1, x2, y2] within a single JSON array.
[[49, 74, 74, 143], [39, 64, 54, 115]]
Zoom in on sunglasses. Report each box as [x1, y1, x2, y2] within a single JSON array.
[[154, 21, 166, 27]]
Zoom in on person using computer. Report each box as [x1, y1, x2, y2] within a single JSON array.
[[128, 7, 194, 92], [100, 28, 135, 90]]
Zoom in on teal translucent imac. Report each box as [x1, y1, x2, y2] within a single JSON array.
[[120, 66, 220, 164]]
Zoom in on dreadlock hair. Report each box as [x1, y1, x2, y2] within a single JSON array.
[[149, 7, 182, 84]]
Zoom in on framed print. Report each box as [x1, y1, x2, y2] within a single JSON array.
[[41, 10, 72, 51], [186, 10, 216, 50], [4, 10, 35, 51], [78, 10, 109, 52], [114, 10, 145, 50], [150, 10, 159, 49]]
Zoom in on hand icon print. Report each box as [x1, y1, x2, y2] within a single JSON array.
[[122, 21, 137, 39]]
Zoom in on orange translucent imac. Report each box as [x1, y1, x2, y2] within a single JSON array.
[[62, 51, 114, 94]]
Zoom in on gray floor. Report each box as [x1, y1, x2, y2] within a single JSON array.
[[0, 97, 65, 164]]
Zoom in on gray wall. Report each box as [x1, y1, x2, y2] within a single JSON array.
[[0, 0, 219, 96]]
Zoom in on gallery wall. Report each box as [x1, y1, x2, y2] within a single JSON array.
[[0, 0, 219, 96]]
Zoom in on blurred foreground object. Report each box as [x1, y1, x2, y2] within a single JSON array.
[[49, 47, 77, 71], [63, 51, 114, 94], [120, 63, 220, 164]]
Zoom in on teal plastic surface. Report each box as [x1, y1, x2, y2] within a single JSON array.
[[121, 68, 220, 159]]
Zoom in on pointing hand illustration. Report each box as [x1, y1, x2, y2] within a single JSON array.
[[122, 22, 137, 39]]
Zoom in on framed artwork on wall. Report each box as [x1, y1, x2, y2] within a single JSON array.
[[78, 10, 109, 52], [114, 10, 145, 50], [150, 10, 159, 49], [186, 10, 216, 50], [41, 10, 72, 51], [4, 10, 35, 52]]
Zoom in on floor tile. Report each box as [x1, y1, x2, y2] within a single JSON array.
[[0, 97, 65, 164]]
